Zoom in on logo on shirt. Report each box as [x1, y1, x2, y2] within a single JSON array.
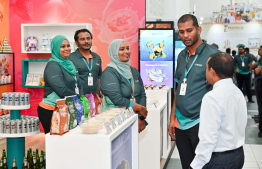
[[135, 80, 139, 82], [195, 63, 203, 67], [107, 83, 116, 85], [96, 63, 100, 66]]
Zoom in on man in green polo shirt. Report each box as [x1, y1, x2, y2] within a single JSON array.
[[234, 45, 254, 103], [69, 29, 102, 95], [168, 14, 219, 169]]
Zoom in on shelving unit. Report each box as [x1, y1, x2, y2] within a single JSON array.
[[203, 21, 262, 25], [0, 104, 39, 169], [0, 53, 15, 92], [22, 59, 48, 88], [21, 23, 92, 54]]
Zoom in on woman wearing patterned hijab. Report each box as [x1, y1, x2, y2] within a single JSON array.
[[100, 39, 148, 133], [37, 35, 83, 134]]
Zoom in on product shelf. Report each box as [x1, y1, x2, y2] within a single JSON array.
[[0, 105, 30, 110], [24, 85, 44, 88], [0, 83, 14, 86], [0, 130, 40, 138], [203, 21, 262, 25]]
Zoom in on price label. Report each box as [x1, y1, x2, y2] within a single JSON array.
[[120, 111, 126, 121], [104, 122, 112, 134], [125, 110, 131, 118], [128, 107, 135, 115], [110, 118, 117, 129], [115, 114, 122, 125]]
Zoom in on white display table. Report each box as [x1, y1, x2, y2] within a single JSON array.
[[139, 102, 167, 169], [145, 87, 172, 159], [46, 115, 138, 169]]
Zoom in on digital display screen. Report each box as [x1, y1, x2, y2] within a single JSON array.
[[139, 29, 174, 88]]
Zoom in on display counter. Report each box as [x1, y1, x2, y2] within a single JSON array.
[[139, 102, 168, 169], [46, 115, 138, 169], [145, 87, 172, 159]]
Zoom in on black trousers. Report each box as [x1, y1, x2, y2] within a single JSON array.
[[37, 106, 54, 134], [255, 78, 262, 131], [175, 124, 199, 169], [236, 73, 252, 101], [202, 146, 244, 169]]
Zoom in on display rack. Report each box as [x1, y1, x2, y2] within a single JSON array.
[[0, 53, 15, 92], [21, 23, 92, 53], [22, 59, 48, 88], [0, 104, 39, 169]]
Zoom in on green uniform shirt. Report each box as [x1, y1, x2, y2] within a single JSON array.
[[174, 42, 219, 130], [234, 54, 252, 75], [69, 49, 102, 94], [100, 67, 146, 108], [256, 57, 262, 79], [43, 61, 83, 106]]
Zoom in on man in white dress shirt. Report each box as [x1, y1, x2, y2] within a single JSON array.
[[190, 52, 247, 169]]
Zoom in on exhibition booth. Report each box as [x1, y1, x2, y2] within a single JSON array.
[[0, 0, 261, 168]]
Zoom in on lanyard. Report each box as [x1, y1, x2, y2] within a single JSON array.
[[72, 75, 77, 85], [240, 55, 245, 62], [184, 53, 199, 79], [82, 57, 93, 74], [119, 69, 135, 101]]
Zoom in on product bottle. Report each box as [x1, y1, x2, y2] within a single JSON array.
[[39, 156, 44, 169], [27, 150, 32, 168], [0, 160, 3, 169], [31, 156, 37, 169], [22, 157, 28, 169], [11, 158, 17, 169], [43, 152, 45, 168], [1, 150, 6, 161], [35, 149, 40, 166], [3, 157, 7, 169]]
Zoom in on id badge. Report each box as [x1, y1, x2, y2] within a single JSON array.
[[242, 62, 245, 67], [88, 76, 93, 86], [180, 83, 187, 96], [75, 84, 79, 95]]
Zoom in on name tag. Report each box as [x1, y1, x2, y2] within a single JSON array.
[[242, 62, 245, 67], [88, 76, 93, 86], [75, 84, 79, 95], [180, 83, 187, 96]]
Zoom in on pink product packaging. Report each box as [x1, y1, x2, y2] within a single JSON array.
[[86, 94, 96, 117]]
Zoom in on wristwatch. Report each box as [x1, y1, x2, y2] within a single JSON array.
[[139, 115, 145, 120]]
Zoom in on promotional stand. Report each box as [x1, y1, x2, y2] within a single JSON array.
[[46, 115, 138, 169], [0, 105, 40, 169]]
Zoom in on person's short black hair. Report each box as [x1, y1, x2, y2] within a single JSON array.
[[232, 50, 236, 55], [74, 29, 93, 42], [178, 14, 199, 28], [245, 47, 249, 52], [226, 48, 231, 54], [208, 52, 234, 79]]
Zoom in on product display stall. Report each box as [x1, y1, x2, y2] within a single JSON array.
[[46, 114, 138, 169]]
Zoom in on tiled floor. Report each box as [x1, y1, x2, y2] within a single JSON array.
[[166, 97, 262, 169]]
